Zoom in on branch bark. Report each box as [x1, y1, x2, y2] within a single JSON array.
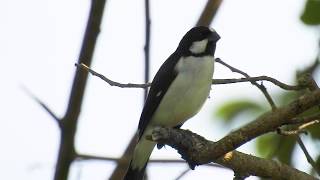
[[210, 89, 320, 160], [145, 87, 320, 179], [149, 128, 317, 180], [196, 0, 223, 26]]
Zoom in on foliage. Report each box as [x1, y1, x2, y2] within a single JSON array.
[[301, 0, 320, 25], [215, 100, 263, 123], [215, 63, 320, 172]]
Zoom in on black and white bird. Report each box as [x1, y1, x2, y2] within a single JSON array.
[[124, 26, 220, 180]]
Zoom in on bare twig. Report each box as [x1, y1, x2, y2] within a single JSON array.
[[174, 168, 191, 180], [213, 76, 302, 90], [76, 62, 302, 92], [215, 58, 277, 110], [277, 120, 320, 136], [75, 63, 150, 88], [144, 0, 151, 100], [297, 136, 320, 176], [22, 86, 61, 127], [299, 120, 320, 129]]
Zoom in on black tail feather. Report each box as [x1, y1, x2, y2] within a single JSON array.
[[123, 160, 147, 180]]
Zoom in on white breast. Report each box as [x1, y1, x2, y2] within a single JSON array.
[[149, 55, 214, 128]]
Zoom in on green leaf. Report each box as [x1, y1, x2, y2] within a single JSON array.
[[308, 122, 320, 140], [275, 136, 296, 165], [256, 133, 278, 157], [215, 100, 263, 122], [301, 0, 320, 25], [257, 134, 296, 165]]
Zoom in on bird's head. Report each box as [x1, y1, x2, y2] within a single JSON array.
[[177, 26, 220, 56]]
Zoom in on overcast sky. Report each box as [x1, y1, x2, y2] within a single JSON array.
[[1, 0, 319, 179]]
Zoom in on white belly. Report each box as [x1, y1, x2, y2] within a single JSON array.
[[150, 56, 214, 127]]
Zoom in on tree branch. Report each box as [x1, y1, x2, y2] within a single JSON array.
[[278, 119, 320, 176], [174, 168, 191, 180], [209, 89, 320, 161], [143, 0, 151, 100], [277, 120, 320, 135], [54, 1, 107, 180], [296, 136, 320, 176], [196, 0, 223, 26], [75, 62, 302, 91], [212, 76, 303, 90], [148, 127, 317, 180], [215, 58, 277, 110], [75, 63, 150, 88]]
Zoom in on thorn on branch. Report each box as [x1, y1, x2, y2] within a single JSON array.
[[22, 86, 61, 128]]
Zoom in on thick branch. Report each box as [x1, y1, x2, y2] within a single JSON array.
[[54, 1, 107, 180], [209, 89, 320, 160], [149, 128, 316, 180], [196, 0, 223, 26]]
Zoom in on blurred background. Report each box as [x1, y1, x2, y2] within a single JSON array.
[[1, 0, 319, 179]]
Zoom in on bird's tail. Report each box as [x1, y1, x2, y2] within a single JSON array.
[[123, 137, 156, 180], [123, 161, 147, 180]]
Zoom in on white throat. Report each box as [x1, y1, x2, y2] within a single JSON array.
[[189, 39, 208, 54]]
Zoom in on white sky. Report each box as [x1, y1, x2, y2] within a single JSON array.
[[0, 0, 319, 180]]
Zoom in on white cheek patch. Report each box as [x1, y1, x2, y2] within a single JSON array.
[[189, 39, 208, 54]]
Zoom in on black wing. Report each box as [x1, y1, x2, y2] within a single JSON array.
[[137, 52, 180, 138]]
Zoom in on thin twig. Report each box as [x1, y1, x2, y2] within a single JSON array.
[[22, 86, 61, 127], [278, 119, 320, 175], [215, 58, 277, 110], [75, 63, 150, 88], [144, 0, 151, 100], [296, 136, 320, 176], [76, 62, 301, 92], [213, 76, 302, 90], [174, 168, 191, 180], [278, 120, 320, 136]]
